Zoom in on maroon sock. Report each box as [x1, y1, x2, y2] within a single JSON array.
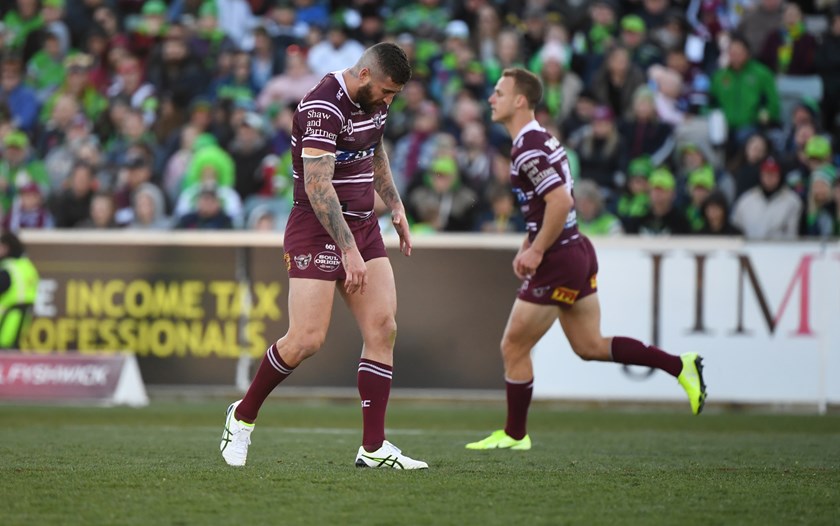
[[610, 336, 682, 377], [358, 358, 392, 452], [235, 344, 294, 423], [504, 378, 533, 440]]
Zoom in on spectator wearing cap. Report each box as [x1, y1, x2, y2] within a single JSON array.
[[306, 20, 365, 78], [591, 45, 646, 120], [772, 98, 821, 158], [731, 155, 802, 240], [800, 165, 837, 236], [571, 0, 618, 84], [262, 2, 309, 60], [804, 135, 834, 175], [386, 0, 449, 38], [674, 141, 734, 204], [41, 0, 70, 55], [3, 0, 44, 62], [617, 155, 653, 223], [709, 35, 780, 151], [106, 55, 158, 127], [575, 179, 624, 236], [175, 133, 242, 225], [619, 15, 663, 71], [618, 14, 664, 70], [257, 45, 320, 109], [0, 130, 48, 213], [191, 0, 237, 72], [39, 54, 107, 127], [698, 190, 742, 235], [174, 181, 234, 230], [129, 0, 169, 62], [624, 168, 691, 235], [619, 86, 675, 168], [408, 155, 478, 233], [230, 111, 272, 201], [816, 8, 840, 132], [684, 165, 717, 231], [25, 28, 70, 103], [429, 20, 486, 111], [1, 55, 40, 133], [49, 160, 97, 228], [758, 3, 817, 76], [3, 180, 53, 232], [568, 105, 624, 200], [736, 0, 784, 59]]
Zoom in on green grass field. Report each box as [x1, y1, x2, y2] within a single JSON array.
[[1, 400, 838, 526]]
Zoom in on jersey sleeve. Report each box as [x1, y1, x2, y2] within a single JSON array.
[[295, 98, 345, 153]]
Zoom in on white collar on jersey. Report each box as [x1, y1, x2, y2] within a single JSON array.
[[332, 69, 360, 109], [513, 119, 544, 144]]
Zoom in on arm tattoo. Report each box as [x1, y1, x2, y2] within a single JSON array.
[[372, 142, 403, 211], [303, 155, 356, 251]]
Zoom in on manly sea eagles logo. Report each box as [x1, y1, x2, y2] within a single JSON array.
[[372, 112, 383, 129], [342, 119, 354, 135], [294, 253, 312, 270]]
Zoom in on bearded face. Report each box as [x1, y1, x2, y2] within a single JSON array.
[[355, 82, 378, 114]]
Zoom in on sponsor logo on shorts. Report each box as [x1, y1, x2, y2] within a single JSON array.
[[533, 286, 551, 298], [284, 252, 291, 271], [590, 274, 598, 290], [294, 253, 312, 270], [314, 251, 341, 272], [551, 286, 579, 305]]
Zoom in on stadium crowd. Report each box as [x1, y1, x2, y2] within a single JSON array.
[[0, 0, 838, 238]]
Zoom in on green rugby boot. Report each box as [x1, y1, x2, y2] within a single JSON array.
[[465, 429, 531, 450], [678, 353, 707, 415]]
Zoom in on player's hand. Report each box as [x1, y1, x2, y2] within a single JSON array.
[[342, 247, 367, 295], [514, 246, 544, 279], [391, 209, 412, 256]]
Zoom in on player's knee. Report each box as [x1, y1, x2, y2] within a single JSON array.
[[500, 337, 529, 361], [571, 339, 608, 362], [368, 315, 397, 348], [285, 331, 326, 362]]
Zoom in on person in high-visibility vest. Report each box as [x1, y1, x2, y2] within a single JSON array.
[[0, 232, 39, 349]]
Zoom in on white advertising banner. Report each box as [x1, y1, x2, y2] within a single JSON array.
[[532, 239, 840, 408]]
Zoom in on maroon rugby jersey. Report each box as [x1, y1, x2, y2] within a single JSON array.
[[510, 120, 580, 250], [291, 71, 389, 219]]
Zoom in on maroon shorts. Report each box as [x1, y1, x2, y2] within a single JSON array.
[[517, 236, 599, 307], [283, 206, 387, 280]]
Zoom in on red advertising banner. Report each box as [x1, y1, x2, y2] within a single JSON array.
[[0, 352, 148, 406]]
